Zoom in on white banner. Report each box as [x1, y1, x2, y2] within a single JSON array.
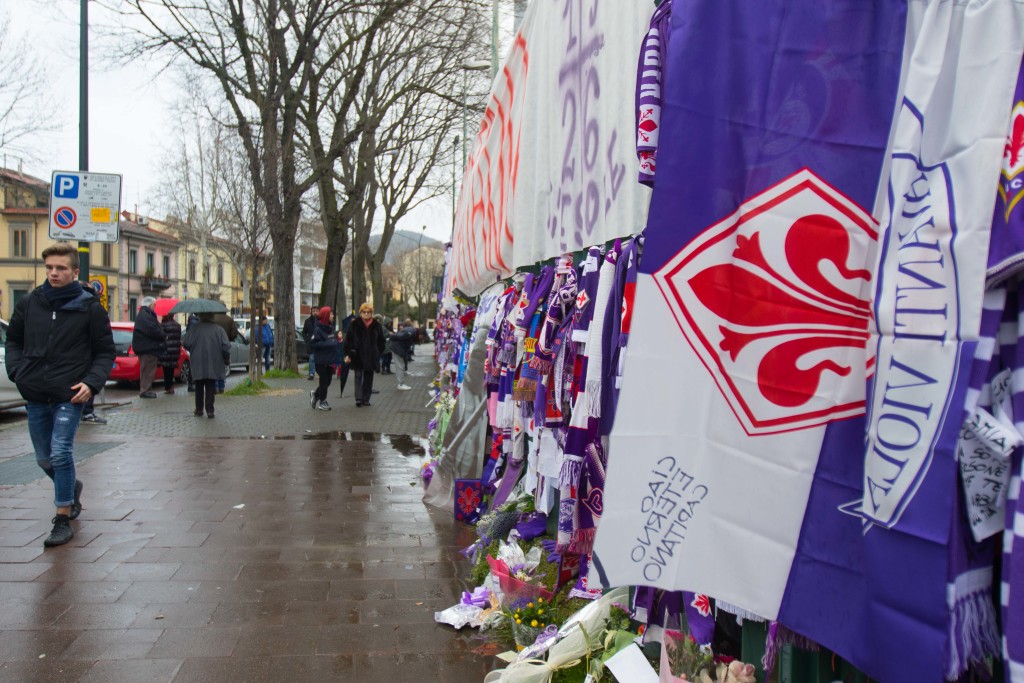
[[447, 1, 653, 297]]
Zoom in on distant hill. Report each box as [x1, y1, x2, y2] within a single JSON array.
[[369, 230, 445, 265]]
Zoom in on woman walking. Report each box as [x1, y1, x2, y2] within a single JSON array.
[[182, 313, 230, 418], [343, 303, 385, 407], [309, 307, 339, 411], [158, 314, 182, 394]]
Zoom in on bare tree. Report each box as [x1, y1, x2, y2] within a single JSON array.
[[393, 244, 446, 322], [0, 12, 60, 164], [305, 0, 487, 314], [123, 0, 407, 370], [215, 134, 273, 384], [157, 85, 229, 303]]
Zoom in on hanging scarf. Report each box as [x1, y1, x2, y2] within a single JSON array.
[[571, 250, 620, 551], [635, 0, 672, 187], [514, 266, 555, 402], [557, 248, 604, 551], [534, 256, 577, 418], [601, 237, 641, 433]]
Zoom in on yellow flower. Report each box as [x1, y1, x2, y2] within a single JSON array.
[[516, 618, 522, 624], [537, 598, 544, 603], [530, 619, 538, 627], [538, 609, 544, 615], [527, 602, 534, 609]]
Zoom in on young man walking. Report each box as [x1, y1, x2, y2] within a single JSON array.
[[4, 243, 115, 547], [302, 308, 319, 380]]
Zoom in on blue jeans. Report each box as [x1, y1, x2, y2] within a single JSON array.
[[307, 351, 315, 377], [263, 345, 272, 371], [27, 402, 85, 507]]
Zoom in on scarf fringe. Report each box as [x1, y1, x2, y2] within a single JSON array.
[[946, 590, 1001, 680], [496, 397, 515, 429], [585, 379, 602, 418], [529, 355, 553, 375], [513, 382, 537, 402], [559, 455, 583, 489], [568, 527, 596, 555], [762, 622, 820, 674], [716, 600, 766, 623]]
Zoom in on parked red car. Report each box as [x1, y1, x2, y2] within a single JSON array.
[[108, 322, 190, 386]]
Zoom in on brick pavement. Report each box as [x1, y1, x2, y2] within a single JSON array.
[[0, 350, 499, 681]]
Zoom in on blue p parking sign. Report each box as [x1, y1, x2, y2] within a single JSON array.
[[48, 171, 121, 242], [54, 174, 79, 199]]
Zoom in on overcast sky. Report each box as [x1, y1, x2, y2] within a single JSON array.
[[3, 0, 479, 244]]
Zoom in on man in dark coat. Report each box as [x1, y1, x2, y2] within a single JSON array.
[[132, 302, 166, 398], [343, 303, 385, 407], [4, 242, 115, 547], [158, 314, 182, 394], [302, 307, 320, 380]]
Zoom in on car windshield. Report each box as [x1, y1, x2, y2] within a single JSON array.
[[112, 329, 133, 354]]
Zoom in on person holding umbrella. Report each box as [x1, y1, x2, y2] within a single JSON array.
[[171, 299, 230, 411], [182, 312, 230, 418]]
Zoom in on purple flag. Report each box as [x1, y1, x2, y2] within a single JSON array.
[[597, 2, 1024, 683]]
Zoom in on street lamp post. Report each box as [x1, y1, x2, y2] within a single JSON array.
[[461, 61, 491, 169], [451, 136, 460, 240], [417, 225, 425, 323]]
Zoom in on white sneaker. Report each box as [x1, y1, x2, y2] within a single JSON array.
[[397, 384, 412, 391], [310, 389, 317, 408], [316, 401, 332, 411]]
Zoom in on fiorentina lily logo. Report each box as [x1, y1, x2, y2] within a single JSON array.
[[654, 169, 877, 435], [999, 101, 1024, 221]]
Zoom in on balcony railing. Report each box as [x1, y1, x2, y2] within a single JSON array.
[[140, 276, 172, 291]]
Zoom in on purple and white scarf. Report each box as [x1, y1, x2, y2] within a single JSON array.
[[635, 0, 672, 187]]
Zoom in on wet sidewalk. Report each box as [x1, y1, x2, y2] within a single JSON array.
[[0, 367, 499, 681]]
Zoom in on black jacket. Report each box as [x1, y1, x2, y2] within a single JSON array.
[[158, 319, 183, 366], [309, 321, 339, 360], [5, 285, 115, 403], [390, 325, 416, 361], [343, 319, 385, 370], [301, 314, 318, 345], [132, 306, 166, 357]]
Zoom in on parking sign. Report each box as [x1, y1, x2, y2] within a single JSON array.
[[48, 171, 121, 243]]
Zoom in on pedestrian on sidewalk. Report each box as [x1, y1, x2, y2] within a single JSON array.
[[333, 330, 350, 398], [132, 300, 166, 399], [389, 318, 417, 391], [302, 307, 319, 380], [159, 314, 182, 394], [343, 303, 385, 407], [380, 318, 394, 374], [183, 312, 230, 419], [185, 313, 199, 392], [4, 242, 115, 547], [309, 307, 339, 411], [259, 316, 274, 372]]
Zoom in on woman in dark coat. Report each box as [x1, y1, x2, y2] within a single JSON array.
[[182, 313, 230, 418], [158, 314, 182, 394], [308, 307, 339, 411], [343, 302, 386, 407]]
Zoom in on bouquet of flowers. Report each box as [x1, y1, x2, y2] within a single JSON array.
[[508, 597, 551, 650]]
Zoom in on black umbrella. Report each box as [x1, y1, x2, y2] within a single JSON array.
[[169, 298, 228, 315]]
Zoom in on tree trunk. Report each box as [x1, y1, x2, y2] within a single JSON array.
[[270, 226, 298, 371], [370, 256, 385, 314], [317, 173, 349, 310]]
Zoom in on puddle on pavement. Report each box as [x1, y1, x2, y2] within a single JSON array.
[[229, 431, 428, 456]]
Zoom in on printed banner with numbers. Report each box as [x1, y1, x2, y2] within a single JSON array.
[[446, 1, 652, 297]]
